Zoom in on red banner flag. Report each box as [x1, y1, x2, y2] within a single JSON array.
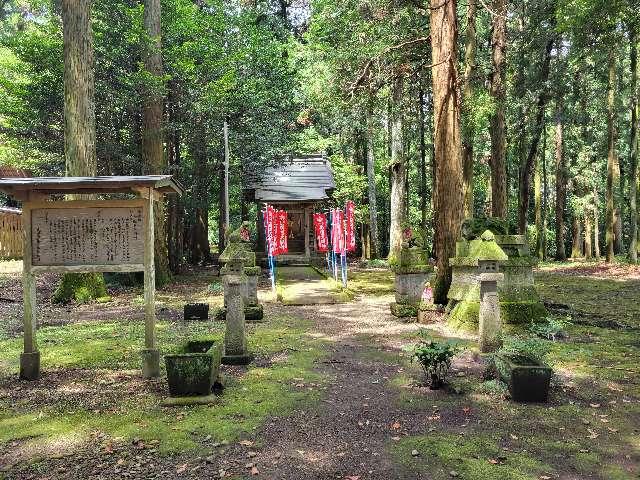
[[277, 210, 288, 255], [313, 213, 329, 253], [332, 208, 345, 254], [265, 205, 275, 256], [345, 200, 356, 252]]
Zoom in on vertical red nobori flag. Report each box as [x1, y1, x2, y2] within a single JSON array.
[[265, 205, 276, 256], [277, 210, 288, 255], [332, 208, 345, 254], [313, 213, 329, 252], [345, 200, 356, 252]]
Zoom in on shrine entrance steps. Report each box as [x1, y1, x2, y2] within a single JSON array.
[[276, 266, 347, 305]]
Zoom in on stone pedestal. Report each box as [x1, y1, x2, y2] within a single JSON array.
[[222, 275, 253, 365], [447, 230, 546, 332], [479, 272, 503, 353], [390, 245, 435, 320]]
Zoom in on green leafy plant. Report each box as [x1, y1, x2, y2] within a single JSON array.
[[529, 316, 572, 341], [209, 282, 223, 294], [408, 333, 461, 389], [498, 336, 550, 365]]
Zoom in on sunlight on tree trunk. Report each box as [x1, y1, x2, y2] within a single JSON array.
[[142, 0, 170, 284], [430, 0, 463, 303], [388, 74, 407, 264], [461, 0, 476, 219]]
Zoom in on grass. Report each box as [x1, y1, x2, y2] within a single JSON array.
[[0, 314, 328, 463], [387, 266, 640, 480], [348, 268, 394, 295]]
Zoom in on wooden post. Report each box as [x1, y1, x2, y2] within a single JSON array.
[[20, 202, 40, 380], [142, 188, 159, 378], [304, 206, 310, 259]]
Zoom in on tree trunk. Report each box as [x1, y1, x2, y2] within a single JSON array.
[[188, 121, 210, 264], [62, 0, 96, 176], [388, 74, 407, 263], [430, 0, 463, 303], [606, 50, 617, 262], [166, 80, 184, 274], [59, 0, 106, 302], [366, 100, 379, 259], [631, 28, 639, 263], [584, 211, 593, 260], [571, 214, 582, 258], [418, 89, 428, 235], [142, 0, 169, 285], [461, 0, 477, 219], [542, 123, 548, 260], [594, 177, 601, 260], [489, 0, 507, 219], [554, 100, 567, 261], [518, 38, 554, 234], [534, 145, 543, 259]]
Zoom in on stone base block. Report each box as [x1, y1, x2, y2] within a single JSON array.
[[141, 348, 160, 378], [245, 304, 264, 322], [19, 351, 40, 381], [417, 305, 439, 324], [390, 302, 418, 319], [447, 300, 547, 333], [222, 353, 254, 366]]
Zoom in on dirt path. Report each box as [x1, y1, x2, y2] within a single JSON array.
[[277, 266, 343, 305]]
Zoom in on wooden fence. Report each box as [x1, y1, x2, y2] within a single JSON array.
[[0, 207, 23, 259]]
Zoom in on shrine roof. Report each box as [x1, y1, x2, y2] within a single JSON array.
[[244, 154, 335, 203], [0, 175, 184, 197]]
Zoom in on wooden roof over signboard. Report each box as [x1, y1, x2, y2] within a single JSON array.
[[244, 154, 335, 203], [0, 175, 184, 197]]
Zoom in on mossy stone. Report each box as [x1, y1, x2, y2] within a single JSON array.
[[461, 217, 509, 240], [390, 303, 418, 319], [447, 299, 548, 333], [52, 273, 108, 304]]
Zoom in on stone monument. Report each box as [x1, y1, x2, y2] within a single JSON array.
[[220, 251, 253, 365], [478, 259, 504, 353], [219, 221, 264, 322], [447, 219, 546, 332], [390, 227, 436, 319]]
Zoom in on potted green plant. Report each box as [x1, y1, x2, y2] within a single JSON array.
[[409, 334, 460, 389], [494, 336, 552, 402]]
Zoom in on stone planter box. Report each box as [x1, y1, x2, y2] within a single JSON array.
[[165, 340, 222, 397], [184, 303, 209, 320], [494, 353, 552, 403]]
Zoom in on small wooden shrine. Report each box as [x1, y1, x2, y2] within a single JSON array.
[[244, 154, 335, 263], [0, 175, 183, 380]]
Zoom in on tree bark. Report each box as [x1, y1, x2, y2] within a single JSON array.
[[419, 89, 428, 235], [571, 214, 583, 258], [489, 0, 507, 219], [534, 141, 543, 259], [629, 27, 638, 263], [188, 121, 210, 264], [388, 74, 407, 262], [518, 38, 554, 234], [166, 80, 184, 274], [461, 0, 477, 219], [430, 0, 463, 303], [606, 50, 617, 262], [584, 210, 593, 259], [366, 100, 379, 259], [142, 0, 170, 284], [554, 99, 567, 261], [62, 0, 96, 176]]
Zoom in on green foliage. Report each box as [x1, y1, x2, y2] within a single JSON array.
[[407, 333, 461, 386], [52, 273, 108, 305], [529, 316, 572, 341], [499, 336, 551, 365]]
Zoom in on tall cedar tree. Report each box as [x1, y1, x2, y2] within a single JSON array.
[[389, 74, 407, 262], [461, 0, 477, 219], [430, 0, 464, 303], [489, 0, 508, 219], [631, 27, 639, 263], [606, 50, 617, 262], [366, 99, 379, 259], [142, 0, 170, 284]]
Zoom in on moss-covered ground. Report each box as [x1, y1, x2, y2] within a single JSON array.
[[0, 260, 638, 479]]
